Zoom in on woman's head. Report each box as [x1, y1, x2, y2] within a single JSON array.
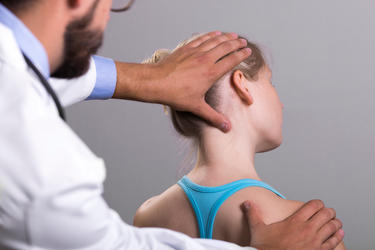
[[144, 34, 283, 153]]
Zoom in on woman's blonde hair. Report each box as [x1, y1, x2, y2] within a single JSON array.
[[143, 33, 266, 139]]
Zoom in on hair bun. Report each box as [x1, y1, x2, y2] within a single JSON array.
[[143, 49, 171, 64]]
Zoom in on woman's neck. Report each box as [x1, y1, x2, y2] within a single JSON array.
[[188, 121, 261, 185]]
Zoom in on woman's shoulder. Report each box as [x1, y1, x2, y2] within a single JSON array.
[[222, 188, 346, 250], [208, 185, 303, 245], [133, 184, 177, 227], [218, 185, 302, 219], [133, 195, 160, 227], [133, 184, 199, 237], [226, 185, 304, 224]]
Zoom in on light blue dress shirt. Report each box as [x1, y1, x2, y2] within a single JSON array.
[[0, 3, 117, 100]]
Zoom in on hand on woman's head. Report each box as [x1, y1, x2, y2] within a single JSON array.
[[144, 33, 283, 152]]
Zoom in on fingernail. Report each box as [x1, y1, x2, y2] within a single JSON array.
[[215, 31, 222, 35], [220, 122, 229, 132], [229, 32, 238, 38], [244, 48, 252, 54], [239, 38, 247, 45], [338, 229, 345, 237], [243, 201, 251, 210]]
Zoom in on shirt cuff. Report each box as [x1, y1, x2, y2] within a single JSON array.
[[86, 55, 117, 100]]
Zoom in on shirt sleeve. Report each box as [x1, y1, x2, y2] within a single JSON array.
[[49, 56, 117, 107], [86, 55, 117, 100]]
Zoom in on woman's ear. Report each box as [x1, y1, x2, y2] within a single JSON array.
[[231, 70, 253, 105]]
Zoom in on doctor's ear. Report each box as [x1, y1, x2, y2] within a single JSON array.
[[231, 70, 253, 105], [67, 0, 80, 8], [66, 0, 93, 14]]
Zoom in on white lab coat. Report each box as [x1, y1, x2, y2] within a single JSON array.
[[0, 23, 254, 250]]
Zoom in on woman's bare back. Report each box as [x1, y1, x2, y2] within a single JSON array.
[[133, 182, 304, 246]]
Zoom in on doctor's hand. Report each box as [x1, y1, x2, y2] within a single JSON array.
[[113, 31, 251, 132], [242, 200, 344, 250]]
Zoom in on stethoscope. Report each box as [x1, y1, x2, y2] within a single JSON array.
[[22, 54, 66, 121]]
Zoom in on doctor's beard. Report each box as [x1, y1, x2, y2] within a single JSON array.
[[52, 0, 102, 79]]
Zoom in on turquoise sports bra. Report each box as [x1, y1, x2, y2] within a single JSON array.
[[177, 176, 286, 239]]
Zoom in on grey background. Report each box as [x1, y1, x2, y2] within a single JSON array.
[[67, 0, 375, 249]]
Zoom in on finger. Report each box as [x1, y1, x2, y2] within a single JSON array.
[[317, 218, 342, 243], [212, 48, 251, 81], [241, 201, 266, 232], [193, 101, 231, 132], [186, 31, 222, 48], [197, 32, 239, 52], [285, 199, 325, 222], [309, 207, 336, 230], [321, 229, 345, 250], [207, 38, 249, 62]]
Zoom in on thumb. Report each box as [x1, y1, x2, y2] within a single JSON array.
[[241, 201, 266, 232], [194, 102, 231, 133]]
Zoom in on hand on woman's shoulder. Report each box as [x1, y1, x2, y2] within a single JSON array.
[[246, 191, 345, 250]]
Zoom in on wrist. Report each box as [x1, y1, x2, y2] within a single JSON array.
[[112, 61, 162, 103]]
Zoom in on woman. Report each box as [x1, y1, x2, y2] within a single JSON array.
[[133, 34, 345, 249]]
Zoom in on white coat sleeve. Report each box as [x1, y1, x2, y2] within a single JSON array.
[[0, 58, 255, 250], [49, 57, 98, 107]]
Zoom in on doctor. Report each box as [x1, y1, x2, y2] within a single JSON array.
[[0, 0, 344, 249]]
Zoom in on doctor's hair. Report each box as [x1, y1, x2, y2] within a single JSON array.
[[0, 0, 38, 12], [143, 33, 266, 139]]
